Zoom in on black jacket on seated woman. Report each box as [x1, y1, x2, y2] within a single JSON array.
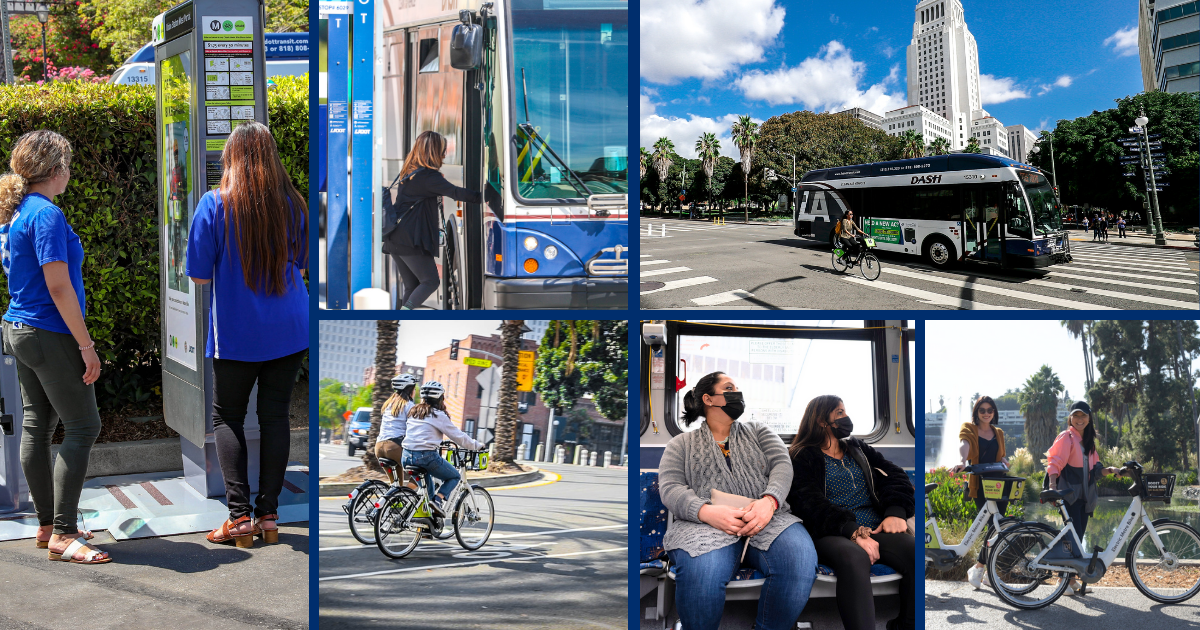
[[787, 436, 914, 540]]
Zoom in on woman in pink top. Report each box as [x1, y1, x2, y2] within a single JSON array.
[[1045, 400, 1123, 594]]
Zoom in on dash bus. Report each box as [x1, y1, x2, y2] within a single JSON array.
[[794, 154, 1070, 269]]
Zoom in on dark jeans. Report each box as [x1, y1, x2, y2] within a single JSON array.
[[1065, 499, 1092, 556], [668, 522, 817, 630], [972, 496, 1009, 565], [392, 252, 439, 309], [3, 321, 101, 535], [813, 532, 916, 630], [212, 349, 305, 519]]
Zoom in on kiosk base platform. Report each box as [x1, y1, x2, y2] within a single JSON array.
[[0, 466, 307, 541]]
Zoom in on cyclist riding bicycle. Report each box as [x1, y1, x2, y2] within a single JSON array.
[[836, 210, 864, 259], [376, 374, 419, 488], [401, 381, 485, 516]]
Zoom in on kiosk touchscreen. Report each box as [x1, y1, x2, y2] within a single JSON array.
[[154, 0, 269, 497]]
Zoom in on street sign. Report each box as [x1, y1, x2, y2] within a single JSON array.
[[463, 356, 492, 368], [791, 187, 797, 193], [5, 2, 51, 14], [1129, 126, 1143, 133], [516, 350, 535, 392]]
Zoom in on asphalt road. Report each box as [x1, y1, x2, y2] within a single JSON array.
[[925, 579, 1200, 629], [639, 219, 1199, 310], [320, 441, 365, 477], [0, 523, 309, 630], [318, 462, 628, 630]]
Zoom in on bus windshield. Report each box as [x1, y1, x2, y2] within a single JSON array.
[[511, 0, 628, 199], [1021, 172, 1062, 236]]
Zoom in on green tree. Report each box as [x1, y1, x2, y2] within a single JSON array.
[[731, 114, 759, 222], [964, 136, 982, 154], [1019, 365, 1064, 471], [318, 379, 350, 430], [362, 320, 398, 471], [8, 6, 116, 81], [639, 146, 650, 180], [651, 137, 675, 213], [927, 137, 951, 156], [578, 320, 629, 422], [898, 130, 925, 158], [1061, 320, 1096, 391], [696, 132, 720, 212]]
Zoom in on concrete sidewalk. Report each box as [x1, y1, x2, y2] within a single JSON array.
[[1068, 228, 1198, 250], [0, 523, 309, 629]]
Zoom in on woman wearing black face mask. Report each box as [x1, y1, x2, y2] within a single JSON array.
[[657, 371, 818, 630], [785, 395, 916, 630]]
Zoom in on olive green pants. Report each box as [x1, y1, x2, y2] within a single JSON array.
[[3, 320, 101, 535]]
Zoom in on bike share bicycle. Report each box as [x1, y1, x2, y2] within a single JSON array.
[[926, 462, 1024, 575], [986, 461, 1200, 608], [342, 373, 419, 545], [832, 235, 882, 280]]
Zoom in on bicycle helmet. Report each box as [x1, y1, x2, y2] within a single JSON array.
[[391, 373, 418, 391], [420, 381, 446, 400]]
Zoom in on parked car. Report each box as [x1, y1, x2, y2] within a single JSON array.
[[109, 33, 310, 86], [345, 407, 372, 457]]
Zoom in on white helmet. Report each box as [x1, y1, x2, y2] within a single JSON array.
[[420, 381, 446, 400], [391, 373, 418, 391]]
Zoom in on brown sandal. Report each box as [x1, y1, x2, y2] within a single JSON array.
[[206, 515, 254, 548], [36, 528, 94, 549], [48, 537, 111, 564], [254, 514, 279, 544]]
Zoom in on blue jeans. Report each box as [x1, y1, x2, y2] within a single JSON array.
[[668, 522, 817, 630], [402, 449, 461, 501]]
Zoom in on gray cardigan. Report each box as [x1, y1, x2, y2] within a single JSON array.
[[659, 419, 801, 557]]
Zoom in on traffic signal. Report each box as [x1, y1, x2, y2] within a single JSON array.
[[449, 339, 460, 360]]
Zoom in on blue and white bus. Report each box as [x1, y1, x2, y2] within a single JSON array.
[[374, 0, 628, 309], [794, 154, 1070, 269]]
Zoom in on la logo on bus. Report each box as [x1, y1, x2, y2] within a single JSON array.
[[911, 174, 942, 185]]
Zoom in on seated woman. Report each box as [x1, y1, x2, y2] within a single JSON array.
[[659, 371, 817, 630], [786, 395, 915, 630]]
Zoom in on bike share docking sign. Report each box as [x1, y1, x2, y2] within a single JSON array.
[[201, 16, 255, 143]]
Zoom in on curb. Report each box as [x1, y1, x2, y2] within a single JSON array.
[[77, 430, 310, 479], [318, 464, 545, 497]]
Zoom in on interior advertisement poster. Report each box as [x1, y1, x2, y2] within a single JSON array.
[[160, 51, 199, 371]]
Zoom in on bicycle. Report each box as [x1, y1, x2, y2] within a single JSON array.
[[925, 462, 1024, 572], [986, 461, 1200, 609], [832, 236, 882, 280], [342, 458, 406, 545], [373, 441, 496, 559]]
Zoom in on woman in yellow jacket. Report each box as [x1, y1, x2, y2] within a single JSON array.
[[950, 396, 1007, 588]]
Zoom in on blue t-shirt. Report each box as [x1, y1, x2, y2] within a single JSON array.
[[0, 193, 86, 334], [185, 190, 308, 361]]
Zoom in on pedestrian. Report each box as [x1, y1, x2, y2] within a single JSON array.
[[1100, 215, 1108, 242], [188, 121, 309, 549], [381, 131, 483, 310], [950, 396, 1008, 589], [788, 395, 916, 630], [1118, 216, 1127, 238], [1080, 216, 1088, 235], [1092, 216, 1100, 242], [0, 130, 107, 563], [1045, 401, 1125, 595]]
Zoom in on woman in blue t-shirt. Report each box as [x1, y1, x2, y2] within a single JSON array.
[[187, 121, 308, 549], [0, 130, 108, 563]]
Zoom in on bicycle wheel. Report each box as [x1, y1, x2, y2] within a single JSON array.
[[832, 251, 850, 273], [374, 487, 422, 559], [347, 480, 390, 545], [987, 523, 1070, 609], [859, 253, 881, 280], [1127, 520, 1200, 603], [453, 485, 495, 551]]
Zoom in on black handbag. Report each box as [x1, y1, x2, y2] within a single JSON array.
[[381, 167, 425, 253]]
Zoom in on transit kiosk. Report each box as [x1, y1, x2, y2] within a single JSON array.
[[0, 347, 25, 514], [155, 0, 269, 497]]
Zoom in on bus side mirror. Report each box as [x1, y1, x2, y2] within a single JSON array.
[[450, 19, 483, 70]]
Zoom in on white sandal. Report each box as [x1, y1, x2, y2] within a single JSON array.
[[48, 537, 111, 564]]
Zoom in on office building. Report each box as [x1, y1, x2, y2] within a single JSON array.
[[319, 320, 377, 385], [1143, 0, 1199, 92], [1006, 124, 1039, 163], [836, 107, 885, 131]]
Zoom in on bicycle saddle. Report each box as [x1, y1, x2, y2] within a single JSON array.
[[1040, 489, 1066, 502], [925, 483, 939, 493], [377, 458, 398, 468]]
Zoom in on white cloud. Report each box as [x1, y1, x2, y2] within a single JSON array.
[[979, 73, 1029, 104], [830, 13, 840, 24], [1104, 26, 1139, 57], [733, 41, 907, 114], [641, 0, 786, 84], [1055, 75, 1073, 88]]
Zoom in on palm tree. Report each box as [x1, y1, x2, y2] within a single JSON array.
[[1019, 365, 1065, 471], [362, 320, 399, 471], [639, 146, 650, 180], [695, 132, 720, 215], [491, 320, 525, 469], [928, 137, 951, 156], [964, 136, 982, 153], [1061, 320, 1095, 391], [651, 137, 675, 213], [899, 130, 924, 159], [731, 115, 758, 223]]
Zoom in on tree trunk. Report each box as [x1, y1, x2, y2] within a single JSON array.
[[743, 175, 748, 224], [363, 320, 399, 471], [491, 320, 523, 468]]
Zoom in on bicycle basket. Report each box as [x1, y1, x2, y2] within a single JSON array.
[[471, 451, 489, 471], [979, 476, 1025, 501], [1142, 473, 1175, 503], [862, 237, 876, 248]]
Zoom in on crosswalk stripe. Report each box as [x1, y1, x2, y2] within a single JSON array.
[[640, 260, 671, 266], [641, 276, 718, 295], [1070, 248, 1190, 260], [691, 290, 755, 306], [1069, 256, 1191, 271], [842, 276, 1025, 309], [1068, 260, 1199, 279], [880, 268, 1117, 309], [641, 266, 692, 277], [1043, 271, 1198, 295], [1022, 279, 1197, 309]]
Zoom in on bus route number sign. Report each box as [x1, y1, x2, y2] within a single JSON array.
[[865, 218, 902, 245]]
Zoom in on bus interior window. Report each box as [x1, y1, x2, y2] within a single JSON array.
[[418, 38, 439, 73], [1005, 186, 1032, 239]]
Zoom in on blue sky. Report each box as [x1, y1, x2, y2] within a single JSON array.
[[641, 0, 1145, 159]]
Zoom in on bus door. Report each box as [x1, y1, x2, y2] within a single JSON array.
[[962, 185, 1004, 264]]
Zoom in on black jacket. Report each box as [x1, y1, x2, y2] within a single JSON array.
[[382, 168, 482, 257], [786, 437, 915, 540]]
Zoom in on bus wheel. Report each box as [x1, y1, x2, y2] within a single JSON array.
[[923, 237, 957, 269], [441, 221, 465, 310]]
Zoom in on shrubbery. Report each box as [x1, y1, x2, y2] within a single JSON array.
[[0, 77, 309, 408]]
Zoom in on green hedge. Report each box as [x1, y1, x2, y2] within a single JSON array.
[[0, 76, 309, 408]]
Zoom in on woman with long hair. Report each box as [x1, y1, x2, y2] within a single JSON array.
[[375, 373, 418, 488], [786, 395, 915, 630], [187, 121, 309, 549], [401, 381, 483, 515], [0, 130, 107, 563], [950, 395, 1008, 588], [382, 130, 482, 310], [658, 371, 817, 630]]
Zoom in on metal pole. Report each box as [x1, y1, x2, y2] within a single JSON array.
[[40, 21, 46, 80], [1048, 133, 1058, 197], [544, 407, 556, 462], [1141, 108, 1166, 246], [0, 1, 14, 84], [618, 410, 628, 466]]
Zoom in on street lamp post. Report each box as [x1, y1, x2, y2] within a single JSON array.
[[1030, 134, 1058, 203], [1135, 107, 1166, 246], [35, 6, 49, 81]]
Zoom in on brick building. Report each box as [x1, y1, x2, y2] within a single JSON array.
[[362, 362, 425, 387]]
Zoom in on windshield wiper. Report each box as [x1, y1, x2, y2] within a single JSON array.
[[517, 67, 592, 198]]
